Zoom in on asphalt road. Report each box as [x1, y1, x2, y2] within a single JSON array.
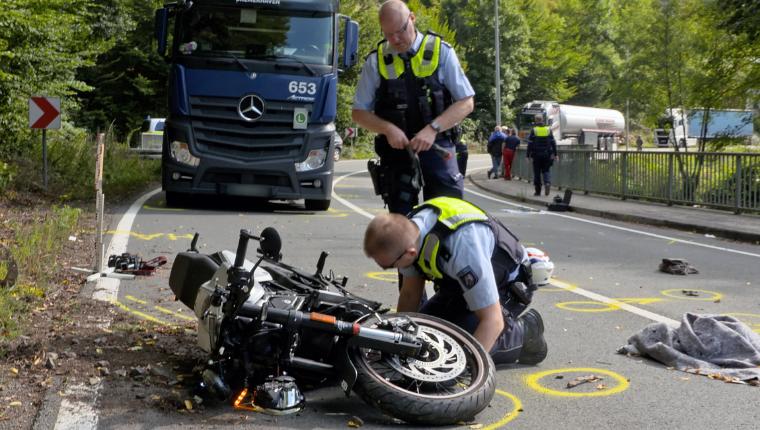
[[82, 155, 760, 429]]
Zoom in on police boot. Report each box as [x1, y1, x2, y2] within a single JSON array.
[[534, 185, 541, 196], [544, 183, 551, 196], [518, 309, 547, 365]]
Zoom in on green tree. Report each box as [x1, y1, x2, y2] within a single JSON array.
[[74, 0, 168, 141], [0, 0, 114, 157], [441, 0, 529, 138]]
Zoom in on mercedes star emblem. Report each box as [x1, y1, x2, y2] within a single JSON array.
[[238, 94, 265, 122]]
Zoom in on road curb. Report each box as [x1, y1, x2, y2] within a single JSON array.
[[468, 176, 760, 244]]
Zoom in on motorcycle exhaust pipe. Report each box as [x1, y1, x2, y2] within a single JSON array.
[[238, 303, 422, 356]]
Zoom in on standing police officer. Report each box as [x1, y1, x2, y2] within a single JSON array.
[[363, 197, 548, 365], [526, 115, 557, 196], [352, 0, 475, 215]]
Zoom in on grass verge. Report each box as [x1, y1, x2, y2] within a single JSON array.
[[0, 206, 81, 339]]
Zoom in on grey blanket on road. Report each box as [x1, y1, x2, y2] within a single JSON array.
[[618, 313, 760, 384]]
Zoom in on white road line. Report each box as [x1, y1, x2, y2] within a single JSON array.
[[92, 187, 162, 301], [53, 384, 99, 430], [332, 170, 376, 219], [549, 279, 679, 327], [55, 187, 161, 430], [332, 167, 732, 328], [466, 186, 760, 259]]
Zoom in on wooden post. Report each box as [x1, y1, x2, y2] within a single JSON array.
[[94, 133, 105, 273]]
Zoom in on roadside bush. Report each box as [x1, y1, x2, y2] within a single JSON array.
[[0, 206, 80, 338], [5, 126, 160, 201]]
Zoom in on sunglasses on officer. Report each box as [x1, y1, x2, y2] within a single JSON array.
[[382, 13, 411, 40], [379, 247, 409, 270]]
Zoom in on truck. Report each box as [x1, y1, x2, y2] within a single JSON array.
[[654, 108, 754, 148], [517, 101, 625, 150], [154, 0, 359, 209]]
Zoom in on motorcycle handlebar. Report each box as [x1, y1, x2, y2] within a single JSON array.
[[234, 229, 252, 268]]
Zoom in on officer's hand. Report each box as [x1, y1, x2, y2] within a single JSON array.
[[384, 125, 409, 150], [409, 126, 436, 153]]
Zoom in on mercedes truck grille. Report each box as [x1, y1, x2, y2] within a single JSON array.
[[189, 96, 314, 160]]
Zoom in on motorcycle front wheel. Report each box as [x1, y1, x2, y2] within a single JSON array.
[[350, 313, 496, 425]]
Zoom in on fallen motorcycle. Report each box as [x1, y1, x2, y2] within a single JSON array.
[[169, 227, 495, 425]]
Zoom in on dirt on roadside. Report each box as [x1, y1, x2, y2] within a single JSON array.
[[0, 193, 206, 430]]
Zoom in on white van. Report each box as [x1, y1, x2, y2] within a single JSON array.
[[137, 117, 165, 155]]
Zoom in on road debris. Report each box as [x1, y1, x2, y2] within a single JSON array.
[[659, 258, 699, 275], [347, 416, 364, 428], [566, 375, 603, 389], [681, 290, 700, 297]]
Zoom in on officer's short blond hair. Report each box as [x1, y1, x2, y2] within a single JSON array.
[[364, 213, 415, 258]]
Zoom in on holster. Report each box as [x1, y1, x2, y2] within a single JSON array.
[[367, 159, 387, 198]]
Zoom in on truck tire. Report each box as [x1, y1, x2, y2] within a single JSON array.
[[165, 191, 185, 208], [305, 199, 330, 211]]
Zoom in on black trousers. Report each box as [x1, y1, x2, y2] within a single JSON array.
[[417, 278, 527, 364]]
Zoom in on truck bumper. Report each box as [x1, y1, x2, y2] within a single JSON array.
[[162, 123, 335, 201]]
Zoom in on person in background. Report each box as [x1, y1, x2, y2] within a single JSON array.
[[502, 127, 521, 180], [486, 126, 506, 179], [526, 115, 557, 196]]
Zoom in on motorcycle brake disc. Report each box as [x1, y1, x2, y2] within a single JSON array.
[[385, 325, 467, 382]]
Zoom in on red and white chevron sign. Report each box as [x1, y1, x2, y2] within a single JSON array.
[[29, 97, 61, 129]]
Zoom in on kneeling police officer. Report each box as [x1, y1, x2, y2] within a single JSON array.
[[363, 196, 549, 365]]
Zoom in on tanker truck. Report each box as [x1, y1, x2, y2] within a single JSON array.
[[517, 101, 625, 150]]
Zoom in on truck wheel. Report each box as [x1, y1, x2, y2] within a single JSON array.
[[165, 191, 185, 208], [305, 199, 330, 211]]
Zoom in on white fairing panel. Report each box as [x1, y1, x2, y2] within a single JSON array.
[[194, 251, 273, 352]]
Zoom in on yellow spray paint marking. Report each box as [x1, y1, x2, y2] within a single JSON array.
[[525, 367, 629, 398], [723, 313, 760, 334], [299, 207, 349, 218], [125, 295, 147, 305], [366, 271, 399, 283], [660, 288, 723, 302], [143, 203, 185, 212], [155, 305, 196, 322], [555, 297, 667, 313], [111, 300, 176, 327], [541, 279, 577, 292], [483, 389, 522, 429], [105, 230, 194, 241]]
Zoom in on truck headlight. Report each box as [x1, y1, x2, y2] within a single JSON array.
[[170, 141, 200, 167], [294, 149, 327, 172]]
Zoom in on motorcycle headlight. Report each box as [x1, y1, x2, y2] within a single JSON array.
[[294, 149, 327, 172], [170, 141, 200, 167]]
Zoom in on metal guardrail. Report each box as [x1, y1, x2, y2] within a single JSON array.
[[512, 149, 760, 213]]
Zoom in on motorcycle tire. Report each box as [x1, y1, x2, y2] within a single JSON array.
[[350, 312, 495, 425]]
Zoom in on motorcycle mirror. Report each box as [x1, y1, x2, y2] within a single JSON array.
[[259, 227, 282, 260], [189, 233, 200, 253]]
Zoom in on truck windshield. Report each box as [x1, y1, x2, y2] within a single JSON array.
[[519, 113, 541, 128], [178, 6, 333, 66]]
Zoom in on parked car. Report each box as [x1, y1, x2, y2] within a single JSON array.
[[133, 116, 165, 156], [333, 133, 343, 162]]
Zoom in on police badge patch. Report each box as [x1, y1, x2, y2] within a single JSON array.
[[457, 266, 478, 290]]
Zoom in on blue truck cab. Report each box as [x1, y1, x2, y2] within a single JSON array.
[[154, 0, 358, 209]]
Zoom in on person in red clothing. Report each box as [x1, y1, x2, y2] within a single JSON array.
[[502, 128, 521, 180]]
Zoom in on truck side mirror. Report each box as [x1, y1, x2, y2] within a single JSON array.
[[155, 8, 169, 57], [341, 18, 359, 70]]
